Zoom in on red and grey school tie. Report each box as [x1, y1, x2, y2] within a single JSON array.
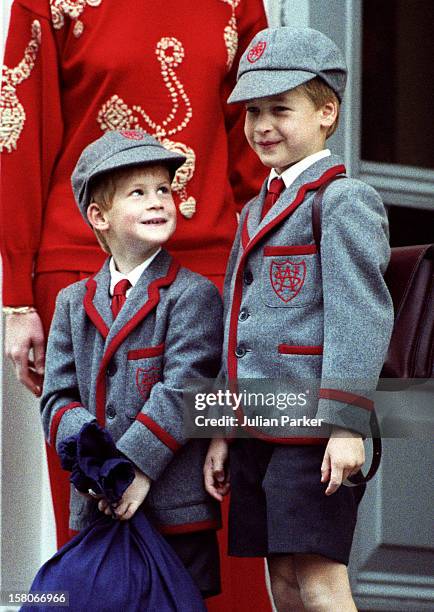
[[111, 279, 131, 319], [261, 177, 285, 220]]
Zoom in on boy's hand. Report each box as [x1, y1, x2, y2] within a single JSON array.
[[321, 427, 365, 495], [98, 468, 151, 520], [204, 438, 230, 501]]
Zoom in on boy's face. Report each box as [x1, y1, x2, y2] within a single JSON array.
[[99, 165, 176, 268], [244, 87, 330, 174]]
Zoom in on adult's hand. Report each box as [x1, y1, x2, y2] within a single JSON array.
[[5, 311, 45, 396]]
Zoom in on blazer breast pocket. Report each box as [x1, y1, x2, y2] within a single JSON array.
[[125, 344, 164, 418], [261, 244, 321, 308]]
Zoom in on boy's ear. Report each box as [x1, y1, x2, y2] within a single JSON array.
[[87, 201, 109, 230], [319, 100, 338, 129]]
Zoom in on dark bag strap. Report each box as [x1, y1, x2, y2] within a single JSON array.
[[312, 174, 382, 486]]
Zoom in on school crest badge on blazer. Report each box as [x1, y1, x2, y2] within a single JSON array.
[[136, 366, 161, 400], [270, 259, 306, 302]]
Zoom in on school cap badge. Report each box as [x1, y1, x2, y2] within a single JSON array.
[[120, 130, 145, 140], [247, 41, 266, 63]]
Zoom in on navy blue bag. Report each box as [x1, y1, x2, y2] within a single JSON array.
[[24, 423, 205, 612]]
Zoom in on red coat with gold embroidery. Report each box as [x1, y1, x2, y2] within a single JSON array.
[[0, 0, 268, 305]]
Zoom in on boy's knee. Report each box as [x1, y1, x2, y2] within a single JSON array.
[[268, 561, 303, 611], [298, 573, 353, 611], [270, 575, 303, 611], [293, 555, 354, 611], [299, 581, 332, 610], [270, 571, 298, 593]]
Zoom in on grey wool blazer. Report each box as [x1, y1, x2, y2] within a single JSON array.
[[41, 249, 223, 532], [221, 154, 394, 440]]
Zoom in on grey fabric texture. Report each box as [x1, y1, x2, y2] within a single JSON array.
[[221, 154, 393, 439], [228, 26, 347, 103], [71, 130, 186, 223], [40, 249, 222, 531]]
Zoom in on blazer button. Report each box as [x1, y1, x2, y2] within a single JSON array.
[[243, 269, 253, 285], [106, 405, 116, 419], [235, 345, 246, 358], [239, 308, 250, 321], [107, 362, 117, 377]]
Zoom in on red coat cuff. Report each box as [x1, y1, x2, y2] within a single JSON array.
[[1, 251, 35, 306]]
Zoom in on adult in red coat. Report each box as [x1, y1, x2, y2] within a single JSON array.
[[1, 0, 271, 610]]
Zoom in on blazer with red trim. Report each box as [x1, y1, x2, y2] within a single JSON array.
[[221, 154, 393, 441], [40, 249, 223, 533]]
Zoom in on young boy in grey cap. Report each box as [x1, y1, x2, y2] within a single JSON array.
[[40, 129, 223, 598], [204, 27, 393, 610]]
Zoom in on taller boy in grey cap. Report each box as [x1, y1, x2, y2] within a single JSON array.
[[41, 130, 223, 597], [205, 27, 393, 610]]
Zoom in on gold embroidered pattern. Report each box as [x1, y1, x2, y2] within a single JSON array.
[[97, 37, 197, 218], [0, 21, 41, 153], [221, 0, 240, 70], [50, 0, 102, 38]]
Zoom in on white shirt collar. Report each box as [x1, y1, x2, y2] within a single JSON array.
[[268, 149, 331, 189], [109, 248, 161, 297]]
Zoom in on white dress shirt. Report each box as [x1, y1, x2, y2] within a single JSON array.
[[109, 248, 161, 298], [267, 149, 331, 189]]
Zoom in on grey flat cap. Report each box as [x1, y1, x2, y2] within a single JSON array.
[[228, 26, 347, 104], [71, 130, 186, 223]]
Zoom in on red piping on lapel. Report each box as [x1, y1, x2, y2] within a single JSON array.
[[50, 402, 82, 446], [83, 277, 109, 339], [157, 519, 221, 535], [127, 343, 165, 360], [241, 211, 250, 250], [95, 260, 180, 426], [136, 413, 181, 452], [227, 164, 345, 381], [319, 388, 374, 411]]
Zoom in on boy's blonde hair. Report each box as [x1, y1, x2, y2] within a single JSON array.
[[298, 77, 340, 138], [88, 163, 168, 254]]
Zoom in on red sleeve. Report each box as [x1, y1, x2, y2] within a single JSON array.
[[0, 0, 64, 306], [222, 0, 269, 213]]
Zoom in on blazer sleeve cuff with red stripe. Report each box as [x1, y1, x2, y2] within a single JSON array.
[[116, 416, 180, 481], [316, 388, 373, 438], [49, 403, 96, 452]]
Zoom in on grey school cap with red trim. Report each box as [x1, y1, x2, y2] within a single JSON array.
[[71, 130, 186, 223], [228, 26, 347, 104]]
